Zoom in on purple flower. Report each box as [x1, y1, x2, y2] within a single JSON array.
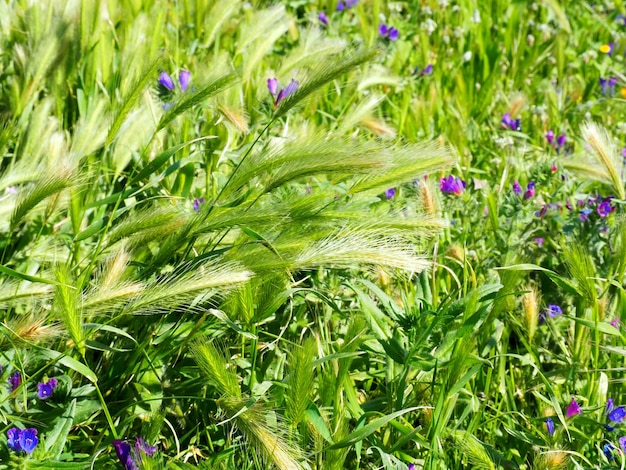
[[546, 129, 555, 145], [37, 378, 58, 400], [7, 428, 38, 454], [267, 78, 278, 97], [346, 0, 358, 6], [8, 371, 21, 391], [597, 199, 614, 217], [580, 208, 592, 222], [135, 437, 156, 456], [193, 197, 205, 212], [114, 437, 156, 470], [612, 317, 621, 329], [337, 1, 345, 11], [385, 188, 396, 199], [523, 181, 535, 199], [545, 417, 555, 435], [534, 237, 544, 247], [604, 443, 616, 461], [408, 465, 415, 470], [600, 77, 618, 96], [501, 113, 521, 131], [620, 436, 626, 452], [546, 304, 562, 317], [608, 398, 615, 415], [318, 11, 328, 25], [556, 134, 566, 148], [439, 175, 466, 195], [379, 24, 399, 41], [422, 64, 433, 75], [513, 180, 522, 195], [179, 70, 191, 92], [609, 406, 626, 423], [114, 440, 137, 470], [272, 79, 299, 107], [566, 397, 582, 418], [158, 72, 175, 91]]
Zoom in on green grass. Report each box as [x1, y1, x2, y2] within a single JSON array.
[[0, 0, 626, 468]]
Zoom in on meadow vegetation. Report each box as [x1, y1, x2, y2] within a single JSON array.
[[0, 0, 625, 468]]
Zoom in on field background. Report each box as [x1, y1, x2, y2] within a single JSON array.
[[0, 0, 625, 468]]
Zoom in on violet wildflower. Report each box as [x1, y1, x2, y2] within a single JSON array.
[[501, 113, 521, 131], [267, 78, 278, 97], [600, 77, 618, 96], [620, 436, 626, 452], [114, 440, 136, 470], [8, 371, 20, 391], [546, 304, 562, 317], [579, 208, 592, 222], [523, 181, 535, 199], [318, 11, 328, 25], [534, 237, 544, 247], [545, 417, 555, 435], [379, 24, 399, 41], [566, 397, 582, 418], [37, 378, 58, 400], [439, 175, 466, 195], [608, 398, 615, 415], [385, 188, 396, 199], [135, 437, 157, 456], [604, 443, 616, 461], [546, 129, 555, 145], [556, 133, 566, 148], [272, 79, 299, 107], [346, 0, 358, 6], [179, 70, 191, 92], [193, 197, 205, 212], [610, 406, 626, 423], [114, 437, 156, 470], [612, 317, 621, 329], [413, 64, 433, 76], [408, 465, 415, 470], [7, 428, 38, 454], [158, 71, 175, 91], [597, 199, 614, 217], [513, 180, 522, 195]]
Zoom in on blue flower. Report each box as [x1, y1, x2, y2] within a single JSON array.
[[193, 197, 205, 213], [37, 378, 58, 400], [114, 437, 157, 470], [114, 440, 136, 470], [604, 443, 616, 461], [158, 71, 175, 91], [7, 427, 38, 454], [609, 406, 626, 423], [385, 188, 396, 199], [501, 113, 521, 131], [179, 70, 191, 92], [545, 417, 555, 435], [8, 371, 20, 391], [318, 11, 328, 25]]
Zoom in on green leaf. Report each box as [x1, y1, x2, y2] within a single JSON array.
[[306, 405, 334, 444], [44, 399, 76, 459], [38, 349, 98, 383], [0, 264, 60, 286], [327, 407, 418, 450]]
